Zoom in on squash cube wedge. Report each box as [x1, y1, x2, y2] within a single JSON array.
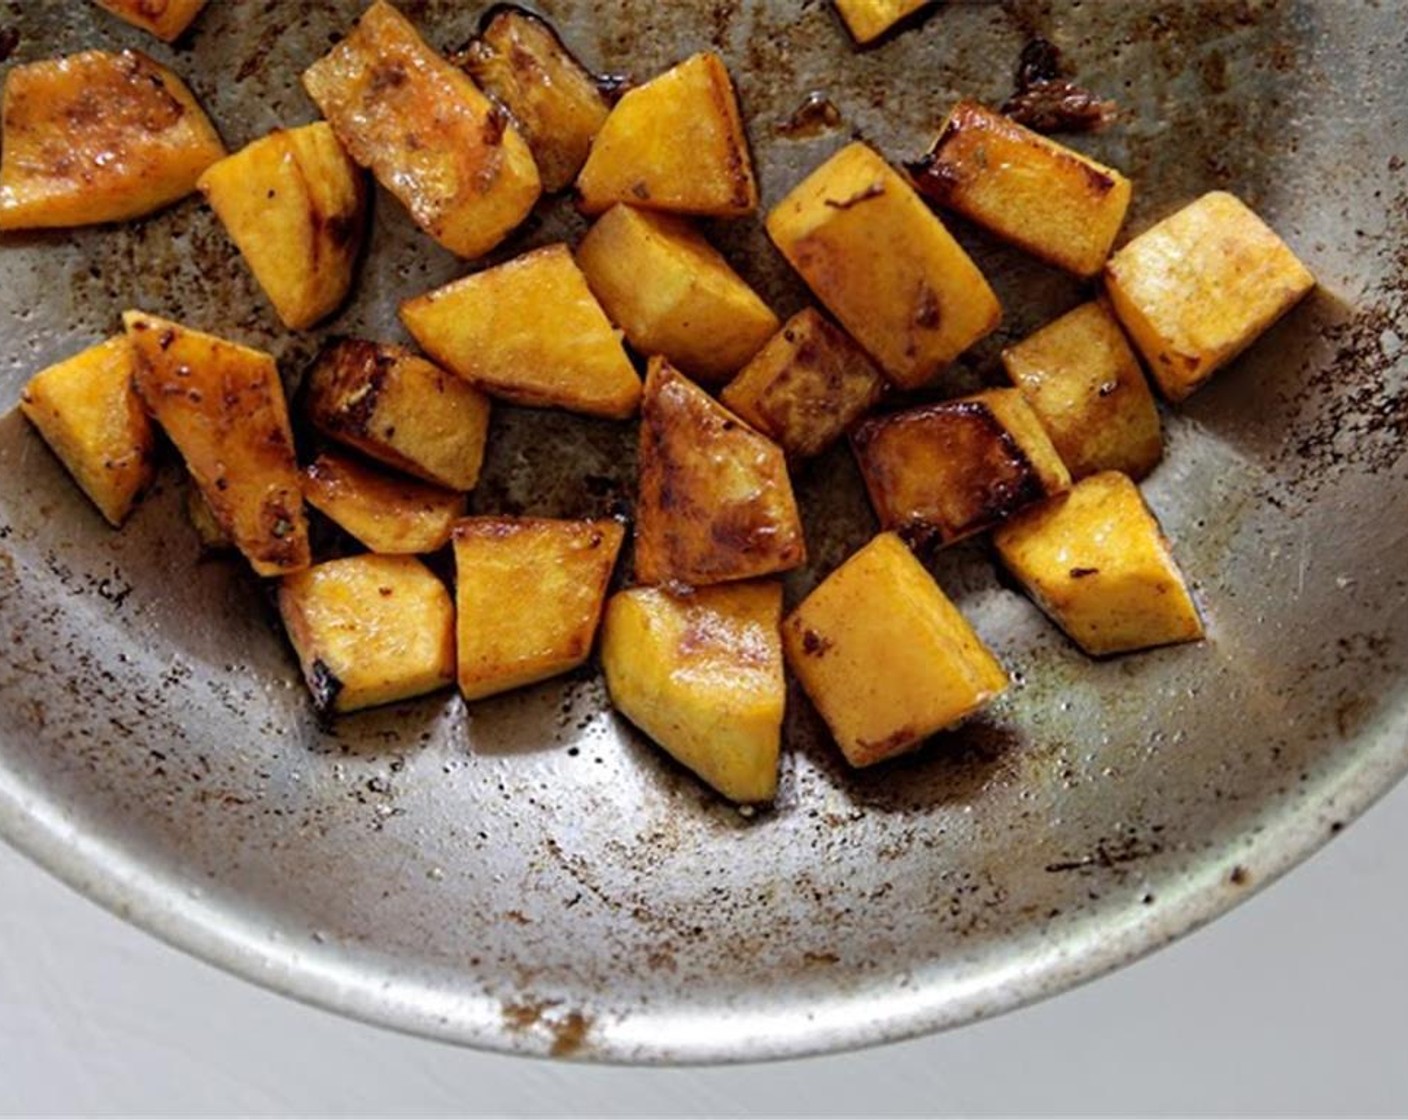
[[635, 358, 806, 587], [93, 0, 208, 42], [576, 52, 758, 218], [303, 451, 466, 555], [853, 388, 1071, 549], [19, 336, 156, 527], [908, 100, 1133, 277], [602, 581, 785, 803], [400, 243, 641, 419], [833, 0, 931, 44], [278, 554, 455, 715], [125, 311, 309, 576], [783, 532, 1007, 768], [302, 0, 541, 259], [767, 141, 1001, 389], [304, 339, 491, 493], [453, 517, 625, 701], [577, 205, 779, 383], [198, 123, 367, 330], [0, 49, 225, 230], [1104, 190, 1315, 402]]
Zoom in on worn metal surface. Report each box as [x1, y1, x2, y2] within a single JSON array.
[[1, 0, 1406, 1062]]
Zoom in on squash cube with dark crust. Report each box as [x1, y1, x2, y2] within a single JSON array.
[[93, 0, 208, 42], [852, 388, 1071, 549], [783, 532, 1007, 768], [634, 357, 806, 587], [302, 451, 466, 555], [304, 339, 492, 493], [833, 0, 931, 45]]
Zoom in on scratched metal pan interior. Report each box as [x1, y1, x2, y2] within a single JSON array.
[[1, 0, 1406, 1063]]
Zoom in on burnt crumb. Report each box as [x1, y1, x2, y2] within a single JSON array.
[[776, 92, 842, 139], [630, 181, 651, 200], [157, 329, 176, 351], [370, 62, 409, 94], [1001, 38, 1117, 134], [1046, 833, 1163, 874], [308, 658, 343, 714], [1097, 380, 1119, 397], [1069, 566, 1100, 579], [1229, 865, 1250, 886], [913, 285, 942, 330], [0, 27, 18, 64], [824, 182, 886, 210], [800, 628, 833, 657]]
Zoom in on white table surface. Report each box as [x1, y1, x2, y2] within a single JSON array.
[[3, 774, 1406, 1118]]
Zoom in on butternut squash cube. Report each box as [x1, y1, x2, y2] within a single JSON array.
[[909, 100, 1132, 277], [783, 532, 1007, 768], [93, 0, 208, 42], [720, 308, 886, 459], [399, 243, 640, 419], [635, 358, 806, 587], [576, 205, 779, 383], [1002, 301, 1162, 480], [1104, 190, 1315, 401], [575, 52, 757, 218], [303, 451, 465, 555], [0, 50, 225, 230], [125, 311, 309, 576], [833, 0, 931, 45], [452, 517, 625, 701], [305, 339, 491, 493], [602, 581, 784, 803], [19, 336, 155, 527], [198, 123, 367, 330], [993, 471, 1204, 656], [302, 0, 541, 259], [853, 388, 1070, 549], [458, 7, 609, 194], [278, 554, 455, 715], [766, 142, 1001, 389]]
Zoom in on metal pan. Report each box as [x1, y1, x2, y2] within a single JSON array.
[[1, 0, 1405, 1063]]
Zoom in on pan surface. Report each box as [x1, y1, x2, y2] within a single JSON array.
[[1, 1, 1406, 1062]]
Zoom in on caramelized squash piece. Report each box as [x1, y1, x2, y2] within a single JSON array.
[[453, 517, 625, 701], [278, 554, 455, 714], [1104, 191, 1315, 401], [833, 0, 931, 44], [721, 308, 886, 459], [576, 52, 757, 218], [909, 100, 1132, 277], [458, 7, 609, 194], [93, 0, 208, 42], [304, 339, 492, 493], [125, 311, 309, 576], [303, 451, 466, 555], [767, 142, 1001, 389], [19, 337, 155, 527], [577, 205, 779, 383], [400, 243, 641, 419], [602, 581, 785, 803], [993, 471, 1204, 656], [853, 388, 1071, 549], [198, 123, 367, 330], [784, 532, 1007, 767], [0, 49, 224, 230], [635, 358, 806, 587], [302, 0, 541, 259]]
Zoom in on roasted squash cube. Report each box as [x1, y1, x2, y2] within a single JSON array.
[[278, 554, 455, 715], [1002, 300, 1162, 480], [602, 582, 784, 803], [19, 336, 155, 527], [783, 532, 1007, 767], [767, 142, 1001, 389], [993, 471, 1204, 656], [400, 243, 641, 419], [303, 451, 465, 555], [458, 8, 609, 194], [833, 0, 931, 45], [453, 517, 625, 701], [93, 0, 208, 42], [1104, 190, 1315, 401], [125, 311, 309, 576], [909, 100, 1133, 277], [720, 308, 886, 459], [576, 205, 779, 383], [853, 388, 1070, 549], [198, 123, 367, 330], [576, 52, 757, 218], [0, 49, 225, 230], [302, 0, 541, 259], [635, 358, 806, 587], [305, 339, 491, 492]]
